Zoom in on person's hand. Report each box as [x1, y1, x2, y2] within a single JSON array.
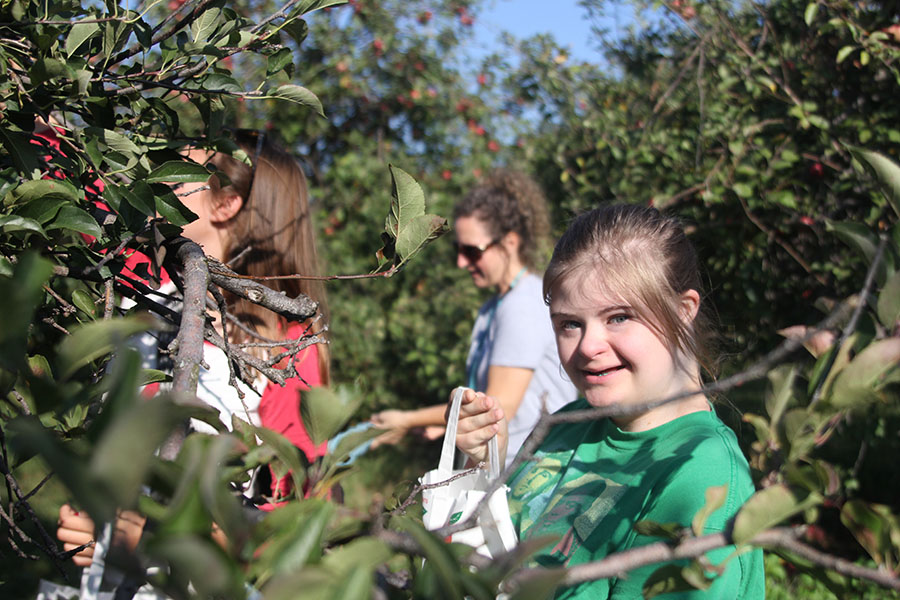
[[452, 388, 507, 466], [369, 427, 408, 448], [57, 504, 147, 567], [370, 409, 411, 430], [57, 504, 96, 567]]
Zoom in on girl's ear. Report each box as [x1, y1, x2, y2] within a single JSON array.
[[679, 289, 701, 324], [209, 190, 243, 224]]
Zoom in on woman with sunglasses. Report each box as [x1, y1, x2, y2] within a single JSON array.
[[56, 131, 331, 566], [372, 169, 576, 466]]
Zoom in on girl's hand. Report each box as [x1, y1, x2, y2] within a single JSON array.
[[57, 504, 97, 567], [57, 504, 147, 567], [452, 388, 507, 466]]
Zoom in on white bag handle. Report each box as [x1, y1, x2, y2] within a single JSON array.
[[441, 388, 500, 479], [79, 520, 112, 600]]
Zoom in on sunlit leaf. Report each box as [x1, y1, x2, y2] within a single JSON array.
[[849, 147, 900, 218], [733, 484, 821, 545], [830, 338, 900, 408], [692, 485, 728, 536], [877, 271, 900, 329], [268, 84, 325, 118], [145, 161, 212, 184]]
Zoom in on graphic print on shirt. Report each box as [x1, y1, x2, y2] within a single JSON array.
[[510, 454, 628, 565]]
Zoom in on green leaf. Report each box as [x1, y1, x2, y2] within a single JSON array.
[[90, 394, 193, 507], [386, 165, 425, 238], [643, 564, 699, 598], [269, 501, 334, 573], [840, 500, 899, 567], [5, 179, 80, 211], [836, 45, 856, 64], [156, 189, 200, 227], [321, 537, 392, 578], [6, 416, 116, 524], [830, 338, 900, 408], [66, 21, 100, 57], [252, 425, 308, 496], [0, 215, 46, 237], [506, 569, 567, 600], [765, 364, 796, 426], [394, 515, 465, 599], [877, 271, 900, 329], [395, 213, 449, 265], [732, 183, 753, 198], [268, 84, 325, 118], [825, 220, 892, 284], [692, 485, 728, 536], [733, 484, 821, 545], [57, 316, 153, 379], [848, 147, 900, 218], [46, 205, 103, 238], [145, 161, 212, 184], [300, 385, 361, 446], [267, 47, 294, 77], [633, 520, 683, 540], [191, 6, 222, 43], [0, 253, 54, 370], [804, 2, 818, 26], [327, 565, 373, 600], [71, 289, 97, 319]]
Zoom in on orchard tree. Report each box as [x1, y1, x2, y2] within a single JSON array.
[[2, 0, 900, 599]]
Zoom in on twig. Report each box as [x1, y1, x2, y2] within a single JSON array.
[[207, 258, 318, 322], [392, 465, 485, 515]]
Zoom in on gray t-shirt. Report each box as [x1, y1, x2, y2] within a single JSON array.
[[466, 273, 578, 467]]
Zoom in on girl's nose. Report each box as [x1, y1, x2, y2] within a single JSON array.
[[578, 327, 610, 358], [456, 251, 470, 269]]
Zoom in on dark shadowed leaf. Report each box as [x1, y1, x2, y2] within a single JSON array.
[[634, 520, 684, 540]]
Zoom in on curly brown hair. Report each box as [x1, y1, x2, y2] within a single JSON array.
[[453, 169, 551, 270]]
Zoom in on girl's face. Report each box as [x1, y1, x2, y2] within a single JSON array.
[[173, 149, 241, 261], [549, 270, 700, 430], [454, 215, 508, 289]]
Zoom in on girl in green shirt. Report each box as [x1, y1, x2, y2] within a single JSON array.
[[454, 204, 764, 598]]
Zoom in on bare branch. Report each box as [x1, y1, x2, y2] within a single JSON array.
[[207, 258, 318, 322]]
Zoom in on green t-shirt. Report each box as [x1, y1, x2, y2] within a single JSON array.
[[507, 400, 764, 599]]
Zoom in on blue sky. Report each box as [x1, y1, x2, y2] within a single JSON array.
[[469, 0, 630, 64]]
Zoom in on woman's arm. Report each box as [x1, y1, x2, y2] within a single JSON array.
[[484, 365, 534, 422]]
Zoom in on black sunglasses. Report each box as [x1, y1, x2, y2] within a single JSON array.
[[453, 238, 500, 263]]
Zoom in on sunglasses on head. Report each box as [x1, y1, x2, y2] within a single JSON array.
[[453, 238, 500, 262]]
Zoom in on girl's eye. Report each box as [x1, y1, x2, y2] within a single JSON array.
[[609, 314, 630, 325], [555, 320, 580, 332]]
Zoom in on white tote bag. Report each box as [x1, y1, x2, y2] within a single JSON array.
[[420, 388, 518, 557]]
